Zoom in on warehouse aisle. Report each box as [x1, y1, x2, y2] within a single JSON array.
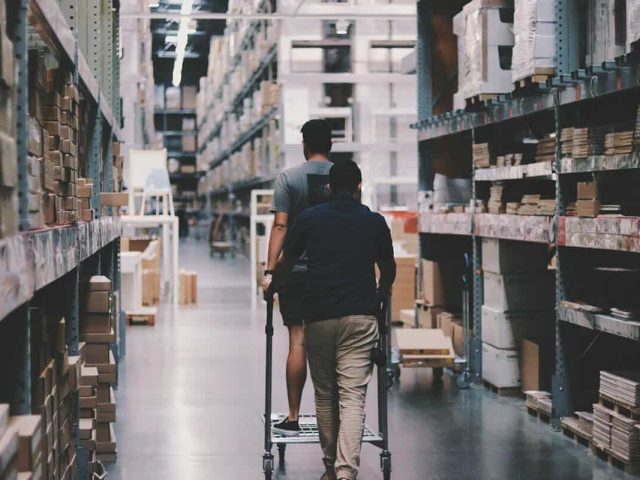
[[107, 241, 631, 480]]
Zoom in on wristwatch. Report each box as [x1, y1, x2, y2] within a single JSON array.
[[264, 269, 274, 276]]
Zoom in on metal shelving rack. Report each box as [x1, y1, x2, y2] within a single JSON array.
[[414, 0, 640, 424], [196, 0, 279, 246], [1, 0, 123, 477]]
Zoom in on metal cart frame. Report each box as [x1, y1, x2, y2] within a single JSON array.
[[262, 294, 392, 479]]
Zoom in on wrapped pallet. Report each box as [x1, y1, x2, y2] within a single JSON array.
[[586, 0, 626, 66], [453, 0, 514, 105], [512, 0, 556, 82], [629, 0, 640, 49]]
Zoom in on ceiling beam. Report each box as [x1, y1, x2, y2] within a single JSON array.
[[152, 27, 207, 35]]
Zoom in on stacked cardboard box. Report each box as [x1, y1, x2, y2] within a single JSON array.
[[576, 181, 600, 217], [560, 127, 574, 158], [419, 260, 446, 329], [481, 239, 554, 389], [587, 0, 626, 66], [179, 270, 198, 305], [488, 184, 505, 214], [0, 0, 17, 238], [391, 256, 417, 322], [30, 309, 80, 480], [605, 130, 635, 155], [9, 415, 44, 479], [534, 135, 556, 163], [472, 143, 492, 169], [80, 276, 117, 464], [0, 404, 18, 480], [28, 54, 83, 229]]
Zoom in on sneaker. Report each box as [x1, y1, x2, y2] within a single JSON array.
[[272, 417, 300, 436]]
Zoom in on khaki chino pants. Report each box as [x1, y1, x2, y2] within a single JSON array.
[[304, 315, 379, 480]]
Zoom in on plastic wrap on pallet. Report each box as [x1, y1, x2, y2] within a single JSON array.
[[420, 212, 473, 235], [558, 216, 640, 251], [433, 173, 472, 206], [475, 213, 552, 242], [586, 0, 625, 66], [0, 235, 34, 320], [560, 152, 640, 173], [628, 0, 640, 49], [457, 0, 514, 99], [512, 0, 556, 82]]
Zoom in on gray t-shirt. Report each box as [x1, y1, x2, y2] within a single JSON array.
[[271, 160, 333, 269]]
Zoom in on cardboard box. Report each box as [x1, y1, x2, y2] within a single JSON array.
[[99, 192, 128, 207], [483, 271, 555, 311], [576, 199, 600, 218], [0, 132, 17, 188], [418, 306, 445, 329], [181, 86, 197, 109], [0, 424, 18, 475], [86, 291, 110, 314], [80, 329, 116, 344], [421, 259, 444, 306], [481, 238, 548, 274], [520, 337, 553, 391], [0, 404, 8, 438], [82, 344, 110, 364], [437, 311, 457, 339], [182, 135, 196, 152], [81, 313, 111, 334], [88, 276, 111, 292], [79, 367, 98, 387], [7, 415, 41, 472], [577, 181, 598, 200], [481, 305, 554, 349], [482, 342, 520, 388]]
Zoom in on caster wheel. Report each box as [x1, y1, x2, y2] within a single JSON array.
[[433, 367, 444, 379], [278, 444, 286, 462], [456, 371, 472, 389]]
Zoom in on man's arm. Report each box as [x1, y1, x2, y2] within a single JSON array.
[[375, 216, 396, 303], [270, 214, 309, 291], [266, 211, 289, 271]]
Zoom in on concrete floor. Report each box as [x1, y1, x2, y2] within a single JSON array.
[[107, 240, 632, 480]]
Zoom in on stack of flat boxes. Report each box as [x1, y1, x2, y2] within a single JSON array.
[[9, 414, 44, 480], [391, 256, 417, 323], [31, 309, 80, 480], [0, 0, 17, 238], [28, 54, 82, 228], [576, 181, 600, 218], [512, 0, 556, 82], [0, 405, 18, 480], [481, 239, 554, 389], [79, 276, 117, 466], [420, 260, 446, 329]]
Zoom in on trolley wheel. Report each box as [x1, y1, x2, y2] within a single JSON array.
[[433, 367, 444, 379], [456, 370, 472, 389], [263, 453, 274, 476], [278, 444, 286, 462], [264, 473, 272, 480], [380, 451, 392, 480]]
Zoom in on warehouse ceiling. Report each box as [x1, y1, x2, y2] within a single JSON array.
[[151, 0, 228, 86]]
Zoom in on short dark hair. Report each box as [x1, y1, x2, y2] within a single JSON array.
[[301, 119, 332, 154], [329, 160, 362, 195]]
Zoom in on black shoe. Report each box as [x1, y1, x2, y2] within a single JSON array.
[[272, 417, 300, 436]]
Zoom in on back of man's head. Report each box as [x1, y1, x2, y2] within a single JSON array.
[[329, 160, 362, 195], [301, 119, 332, 156]]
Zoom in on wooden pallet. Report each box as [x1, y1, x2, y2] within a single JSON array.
[[560, 417, 592, 448], [465, 94, 500, 107], [526, 406, 551, 423], [591, 441, 640, 475], [482, 380, 521, 397], [126, 312, 156, 326], [514, 68, 555, 91], [599, 394, 640, 419]]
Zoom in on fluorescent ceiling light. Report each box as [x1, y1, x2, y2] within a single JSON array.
[[172, 0, 195, 86], [165, 35, 179, 43], [148, 1, 160, 7]]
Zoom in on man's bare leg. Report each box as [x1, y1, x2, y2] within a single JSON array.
[[287, 325, 307, 421]]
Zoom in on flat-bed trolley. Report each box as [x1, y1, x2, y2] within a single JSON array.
[[262, 293, 393, 479]]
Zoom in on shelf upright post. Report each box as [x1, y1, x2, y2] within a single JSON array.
[[65, 266, 86, 479], [88, 0, 103, 217], [551, 88, 571, 427], [113, 4, 121, 124], [15, 0, 30, 231], [470, 128, 482, 381], [555, 0, 580, 75], [102, 0, 114, 110], [415, 0, 433, 325], [11, 305, 31, 416]]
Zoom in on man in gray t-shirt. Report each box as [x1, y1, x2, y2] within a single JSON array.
[[262, 119, 333, 436]]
